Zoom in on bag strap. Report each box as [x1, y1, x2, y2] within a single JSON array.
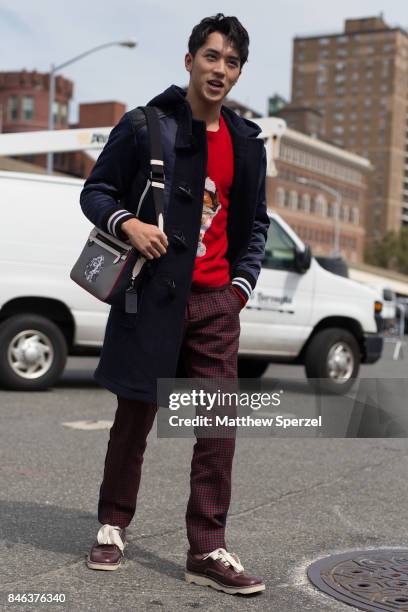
[[139, 106, 165, 232]]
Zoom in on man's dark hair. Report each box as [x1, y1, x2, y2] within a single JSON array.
[[188, 13, 249, 67]]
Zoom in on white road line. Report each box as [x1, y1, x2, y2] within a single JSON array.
[[62, 420, 113, 430]]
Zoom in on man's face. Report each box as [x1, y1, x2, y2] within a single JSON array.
[[185, 31, 241, 105]]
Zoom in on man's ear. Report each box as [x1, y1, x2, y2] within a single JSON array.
[[185, 52, 193, 73]]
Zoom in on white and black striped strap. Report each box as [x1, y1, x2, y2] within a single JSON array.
[[140, 106, 165, 232]]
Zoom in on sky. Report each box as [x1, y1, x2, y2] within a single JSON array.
[[1, 0, 408, 122]]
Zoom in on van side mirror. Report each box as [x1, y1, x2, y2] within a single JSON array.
[[294, 243, 312, 273]]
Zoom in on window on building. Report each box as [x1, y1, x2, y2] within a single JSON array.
[[351, 206, 359, 224], [289, 190, 298, 210], [314, 194, 327, 216], [52, 101, 59, 124], [22, 96, 34, 121], [301, 193, 311, 213], [8, 95, 18, 121], [319, 38, 330, 46], [335, 74, 346, 83], [60, 103, 68, 126], [342, 205, 350, 222], [336, 48, 347, 57], [276, 187, 285, 207], [320, 49, 329, 59], [333, 125, 344, 134], [335, 61, 345, 70], [334, 113, 344, 121]]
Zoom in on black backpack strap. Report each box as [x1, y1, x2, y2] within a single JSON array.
[[128, 106, 165, 232], [124, 106, 166, 313]]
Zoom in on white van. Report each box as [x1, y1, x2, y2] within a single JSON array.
[[0, 170, 383, 394], [368, 284, 397, 329]]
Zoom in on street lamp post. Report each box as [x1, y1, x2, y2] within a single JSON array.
[[296, 177, 342, 256], [47, 40, 137, 174]]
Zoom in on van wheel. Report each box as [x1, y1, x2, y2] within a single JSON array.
[[304, 328, 360, 394], [238, 358, 268, 378], [0, 314, 67, 390]]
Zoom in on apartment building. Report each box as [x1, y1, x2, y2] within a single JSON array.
[[268, 126, 371, 263], [291, 15, 408, 244]]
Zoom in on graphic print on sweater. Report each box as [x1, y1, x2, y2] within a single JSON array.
[[196, 177, 222, 257]]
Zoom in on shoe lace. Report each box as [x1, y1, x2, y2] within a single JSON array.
[[97, 524, 125, 552], [203, 547, 244, 573]]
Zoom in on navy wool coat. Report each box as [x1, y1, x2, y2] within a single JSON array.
[[80, 85, 270, 403]]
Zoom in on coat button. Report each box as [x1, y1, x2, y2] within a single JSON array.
[[171, 230, 188, 250], [177, 183, 193, 200], [165, 278, 176, 298]]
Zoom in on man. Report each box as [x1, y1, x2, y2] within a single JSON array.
[[80, 13, 269, 596]]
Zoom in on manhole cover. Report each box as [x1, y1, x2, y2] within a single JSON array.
[[308, 550, 408, 611]]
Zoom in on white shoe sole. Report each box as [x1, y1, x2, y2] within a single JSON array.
[[86, 555, 122, 571], [185, 571, 265, 595]]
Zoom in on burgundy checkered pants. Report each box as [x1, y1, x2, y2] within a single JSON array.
[[98, 283, 241, 553]]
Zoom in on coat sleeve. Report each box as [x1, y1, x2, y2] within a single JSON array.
[[231, 146, 269, 303], [79, 112, 140, 240]]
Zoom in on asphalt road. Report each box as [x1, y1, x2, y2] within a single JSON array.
[[1, 338, 408, 611]]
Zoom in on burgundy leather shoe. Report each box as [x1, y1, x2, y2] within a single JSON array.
[[86, 524, 126, 571], [185, 547, 265, 595]]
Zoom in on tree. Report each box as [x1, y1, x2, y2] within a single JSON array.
[[364, 229, 408, 272]]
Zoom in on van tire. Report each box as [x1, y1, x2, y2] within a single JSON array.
[[0, 314, 67, 390], [238, 358, 268, 378], [304, 327, 360, 394]]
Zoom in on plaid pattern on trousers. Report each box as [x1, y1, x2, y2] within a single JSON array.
[[98, 283, 241, 553]]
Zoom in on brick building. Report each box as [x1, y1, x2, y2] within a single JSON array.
[[268, 126, 372, 263], [0, 70, 73, 169], [291, 15, 408, 244], [57, 101, 126, 178], [0, 70, 72, 133], [0, 69, 124, 177]]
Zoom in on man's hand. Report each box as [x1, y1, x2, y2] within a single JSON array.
[[121, 218, 168, 260]]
